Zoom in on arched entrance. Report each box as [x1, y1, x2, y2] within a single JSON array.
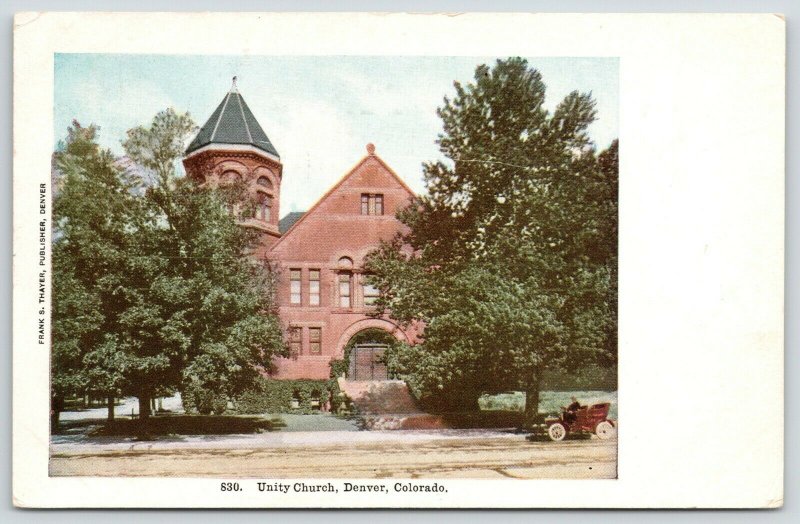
[[345, 328, 397, 381]]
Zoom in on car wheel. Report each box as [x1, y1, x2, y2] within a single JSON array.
[[547, 422, 566, 441], [595, 420, 616, 439]]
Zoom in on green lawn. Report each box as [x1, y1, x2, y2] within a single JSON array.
[[479, 390, 618, 420]]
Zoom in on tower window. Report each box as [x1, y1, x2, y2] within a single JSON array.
[[257, 176, 273, 189], [220, 170, 241, 184], [260, 195, 272, 222], [361, 194, 384, 215], [309, 269, 320, 306], [290, 269, 302, 305]]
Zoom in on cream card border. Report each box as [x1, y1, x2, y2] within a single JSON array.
[[13, 12, 784, 508]]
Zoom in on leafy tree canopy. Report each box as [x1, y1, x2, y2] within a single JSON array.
[[366, 58, 618, 418], [52, 110, 286, 428]]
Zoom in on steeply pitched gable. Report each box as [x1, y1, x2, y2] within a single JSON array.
[[270, 147, 415, 263]]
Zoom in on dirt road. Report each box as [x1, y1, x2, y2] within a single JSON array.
[[50, 433, 616, 479]]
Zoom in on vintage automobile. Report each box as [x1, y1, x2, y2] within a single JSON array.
[[543, 402, 616, 441]]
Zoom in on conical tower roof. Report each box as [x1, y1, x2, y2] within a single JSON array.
[[186, 77, 279, 158]]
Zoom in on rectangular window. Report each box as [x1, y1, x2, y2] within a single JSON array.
[[309, 269, 320, 306], [289, 327, 302, 356], [338, 273, 352, 308], [363, 282, 380, 306], [360, 193, 385, 215], [290, 269, 302, 305], [260, 196, 272, 222], [361, 194, 370, 215], [309, 327, 321, 355]]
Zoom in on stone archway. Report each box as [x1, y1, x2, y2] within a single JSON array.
[[336, 319, 408, 381]]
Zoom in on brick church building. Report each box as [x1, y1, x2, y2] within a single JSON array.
[[182, 80, 421, 381]]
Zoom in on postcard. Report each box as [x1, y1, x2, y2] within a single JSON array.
[[13, 12, 784, 508]]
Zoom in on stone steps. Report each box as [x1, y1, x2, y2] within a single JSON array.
[[337, 378, 448, 430], [337, 379, 420, 414]]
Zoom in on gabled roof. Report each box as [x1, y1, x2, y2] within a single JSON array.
[[271, 146, 416, 249], [186, 78, 279, 158], [278, 211, 305, 234]]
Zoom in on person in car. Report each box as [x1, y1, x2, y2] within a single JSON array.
[[562, 396, 583, 424]]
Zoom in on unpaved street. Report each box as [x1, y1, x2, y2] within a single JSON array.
[[50, 432, 616, 479]]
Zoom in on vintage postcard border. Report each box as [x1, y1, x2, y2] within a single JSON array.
[[13, 12, 784, 508]]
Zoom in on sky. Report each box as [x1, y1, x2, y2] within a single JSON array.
[[54, 55, 618, 215]]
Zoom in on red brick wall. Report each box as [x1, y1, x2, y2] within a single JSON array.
[[268, 151, 419, 379]]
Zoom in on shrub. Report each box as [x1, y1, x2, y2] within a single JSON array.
[[540, 365, 617, 391], [329, 359, 348, 380], [234, 377, 339, 415], [181, 382, 229, 415]]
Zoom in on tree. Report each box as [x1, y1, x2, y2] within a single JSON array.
[[117, 109, 286, 424], [51, 110, 287, 433], [365, 58, 618, 422], [52, 122, 140, 428]]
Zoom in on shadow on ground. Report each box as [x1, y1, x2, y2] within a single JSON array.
[[58, 415, 286, 437]]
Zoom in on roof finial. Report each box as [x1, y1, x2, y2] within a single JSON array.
[[231, 76, 238, 92], [366, 143, 376, 155]]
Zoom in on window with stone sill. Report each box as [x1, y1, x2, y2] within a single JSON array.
[[363, 281, 380, 306], [309, 269, 320, 306], [289, 326, 302, 356], [290, 269, 302, 305], [338, 272, 352, 308], [309, 327, 322, 355], [360, 193, 384, 215]]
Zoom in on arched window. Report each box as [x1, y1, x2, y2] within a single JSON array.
[[257, 176, 273, 189], [337, 256, 354, 269], [220, 170, 241, 184]]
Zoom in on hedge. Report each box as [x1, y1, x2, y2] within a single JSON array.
[[234, 377, 343, 415], [540, 365, 617, 391]]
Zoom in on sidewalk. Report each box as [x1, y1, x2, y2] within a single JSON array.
[[51, 427, 521, 454]]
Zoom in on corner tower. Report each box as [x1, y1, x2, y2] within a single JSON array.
[[183, 77, 283, 252]]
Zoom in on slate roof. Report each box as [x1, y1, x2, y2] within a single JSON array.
[[279, 211, 306, 234], [186, 81, 279, 157]]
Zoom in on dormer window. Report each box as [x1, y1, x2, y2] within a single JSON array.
[[361, 193, 384, 215]]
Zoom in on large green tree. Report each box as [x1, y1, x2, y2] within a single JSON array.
[[52, 122, 140, 428], [366, 58, 618, 422], [52, 110, 286, 432]]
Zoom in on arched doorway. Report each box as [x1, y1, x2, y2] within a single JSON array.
[[345, 328, 397, 381]]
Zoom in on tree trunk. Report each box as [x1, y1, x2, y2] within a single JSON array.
[[50, 395, 63, 434], [138, 395, 151, 420], [524, 374, 541, 428], [137, 394, 151, 438], [524, 389, 540, 422], [107, 396, 115, 424]]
